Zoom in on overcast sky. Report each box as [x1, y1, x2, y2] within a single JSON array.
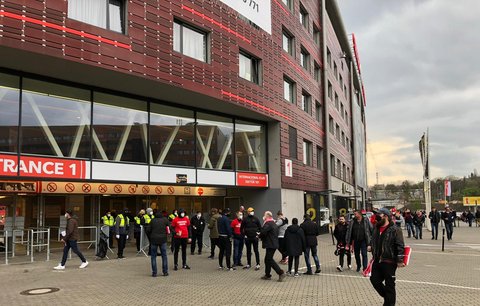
[[337, 0, 480, 185]]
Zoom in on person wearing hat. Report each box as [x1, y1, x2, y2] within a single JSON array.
[[346, 209, 372, 272], [54, 209, 89, 270], [370, 207, 405, 306], [300, 213, 321, 275], [171, 208, 191, 270], [142, 208, 155, 254], [217, 208, 234, 270], [115, 208, 130, 259], [101, 209, 115, 248], [134, 209, 146, 252], [241, 207, 262, 270]]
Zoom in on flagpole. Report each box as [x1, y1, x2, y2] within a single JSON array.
[[426, 129, 432, 231]]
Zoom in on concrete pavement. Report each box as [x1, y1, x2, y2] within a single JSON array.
[[1, 226, 479, 305]]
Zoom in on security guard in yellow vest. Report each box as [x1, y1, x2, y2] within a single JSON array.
[[101, 210, 115, 248], [141, 208, 155, 255], [115, 209, 130, 259], [134, 209, 145, 252]]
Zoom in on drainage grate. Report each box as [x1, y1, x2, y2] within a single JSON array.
[[20, 287, 60, 296]]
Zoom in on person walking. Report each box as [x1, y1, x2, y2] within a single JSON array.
[[169, 209, 178, 253], [334, 215, 352, 272], [413, 211, 425, 240], [217, 208, 234, 270], [241, 207, 262, 270], [428, 207, 441, 240], [259, 211, 286, 281], [54, 209, 89, 270], [442, 206, 455, 240], [467, 211, 475, 227], [301, 214, 321, 275], [276, 211, 289, 264], [346, 210, 372, 272], [370, 208, 405, 306], [190, 211, 206, 255], [403, 209, 415, 238], [101, 210, 115, 248], [231, 211, 245, 267], [208, 208, 221, 259], [393, 210, 403, 228], [115, 208, 130, 259], [284, 218, 305, 277], [146, 211, 170, 277], [171, 208, 191, 270]]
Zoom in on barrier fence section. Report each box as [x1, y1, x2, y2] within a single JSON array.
[[137, 225, 149, 257], [69, 226, 98, 259], [30, 228, 50, 263], [12, 229, 31, 257]]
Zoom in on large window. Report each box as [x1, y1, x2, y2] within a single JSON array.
[[300, 48, 310, 71], [21, 79, 91, 158], [0, 73, 19, 153], [196, 113, 233, 170], [288, 126, 297, 159], [335, 93, 339, 109], [314, 62, 321, 82], [68, 0, 125, 33], [235, 121, 266, 172], [327, 48, 332, 68], [303, 140, 312, 166], [330, 154, 335, 176], [150, 104, 195, 167], [93, 93, 148, 163], [282, 0, 293, 11], [239, 51, 260, 84], [327, 81, 332, 99], [301, 92, 311, 114], [174, 20, 208, 62], [282, 30, 294, 56], [316, 146, 324, 170], [329, 116, 334, 135], [283, 77, 295, 103], [299, 4, 309, 30], [315, 101, 322, 124], [313, 25, 320, 45]]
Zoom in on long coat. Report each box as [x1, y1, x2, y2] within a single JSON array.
[[284, 224, 306, 257]]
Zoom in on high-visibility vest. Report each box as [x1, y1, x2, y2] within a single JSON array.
[[134, 216, 141, 225], [118, 214, 129, 227], [143, 214, 154, 224], [102, 215, 114, 227]]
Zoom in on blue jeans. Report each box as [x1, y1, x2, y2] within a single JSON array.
[[414, 225, 422, 239], [406, 222, 415, 237], [233, 236, 244, 265], [304, 245, 320, 272], [353, 240, 368, 271], [445, 223, 453, 240], [150, 242, 168, 275], [61, 240, 86, 266], [431, 222, 439, 239]]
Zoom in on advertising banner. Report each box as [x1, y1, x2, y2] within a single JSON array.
[[220, 0, 272, 34], [236, 172, 268, 187], [463, 196, 480, 206]]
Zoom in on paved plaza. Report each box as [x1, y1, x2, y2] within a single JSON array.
[[1, 226, 479, 305]]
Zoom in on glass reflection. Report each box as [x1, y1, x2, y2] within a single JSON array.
[[93, 92, 148, 163], [235, 121, 266, 172], [21, 79, 91, 158], [196, 113, 233, 170], [0, 73, 19, 153]]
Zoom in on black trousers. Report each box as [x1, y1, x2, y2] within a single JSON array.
[[174, 238, 188, 266], [264, 248, 282, 277], [108, 229, 115, 248], [134, 231, 141, 251], [218, 236, 232, 268], [278, 238, 287, 260], [210, 238, 219, 257], [339, 248, 352, 267], [431, 222, 439, 239], [245, 237, 260, 266], [117, 234, 127, 257], [370, 261, 397, 306], [287, 255, 300, 273], [191, 233, 203, 254]]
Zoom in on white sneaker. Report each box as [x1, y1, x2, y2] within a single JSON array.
[[348, 265, 352, 270], [54, 264, 65, 270], [336, 265, 343, 272], [255, 264, 260, 271], [79, 261, 89, 269]]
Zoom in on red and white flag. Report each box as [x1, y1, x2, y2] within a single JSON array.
[[444, 180, 452, 197]]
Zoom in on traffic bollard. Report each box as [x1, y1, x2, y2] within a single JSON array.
[[441, 228, 445, 252]]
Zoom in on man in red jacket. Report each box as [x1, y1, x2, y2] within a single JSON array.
[[171, 208, 191, 270]]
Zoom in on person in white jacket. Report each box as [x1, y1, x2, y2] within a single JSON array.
[[276, 211, 289, 264]]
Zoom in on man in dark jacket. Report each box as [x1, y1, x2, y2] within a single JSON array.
[[146, 212, 170, 277], [115, 208, 130, 259], [217, 208, 233, 270], [284, 218, 305, 277], [334, 215, 351, 272], [207, 208, 221, 259], [241, 207, 262, 270], [300, 214, 321, 275], [346, 210, 372, 272], [413, 211, 425, 239], [442, 206, 455, 240], [54, 209, 88, 270], [370, 208, 405, 306], [190, 211, 206, 255], [428, 207, 441, 240], [259, 211, 285, 281], [403, 209, 415, 238]]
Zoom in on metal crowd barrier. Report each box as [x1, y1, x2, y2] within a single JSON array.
[[12, 229, 31, 257], [136, 225, 149, 257], [29, 228, 50, 263], [69, 226, 98, 259]]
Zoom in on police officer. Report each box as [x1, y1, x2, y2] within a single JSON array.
[[101, 210, 115, 248], [115, 208, 130, 259], [134, 209, 145, 252]]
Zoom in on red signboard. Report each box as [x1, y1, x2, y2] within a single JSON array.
[[236, 173, 268, 187], [0, 154, 86, 179]]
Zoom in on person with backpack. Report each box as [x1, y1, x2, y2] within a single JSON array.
[[241, 207, 262, 270], [284, 218, 305, 277], [300, 214, 321, 275], [276, 211, 289, 264]]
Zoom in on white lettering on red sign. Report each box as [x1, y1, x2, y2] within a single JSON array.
[[0, 154, 85, 179], [236, 172, 268, 187]]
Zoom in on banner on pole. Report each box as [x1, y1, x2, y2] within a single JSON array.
[[444, 180, 451, 197]]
